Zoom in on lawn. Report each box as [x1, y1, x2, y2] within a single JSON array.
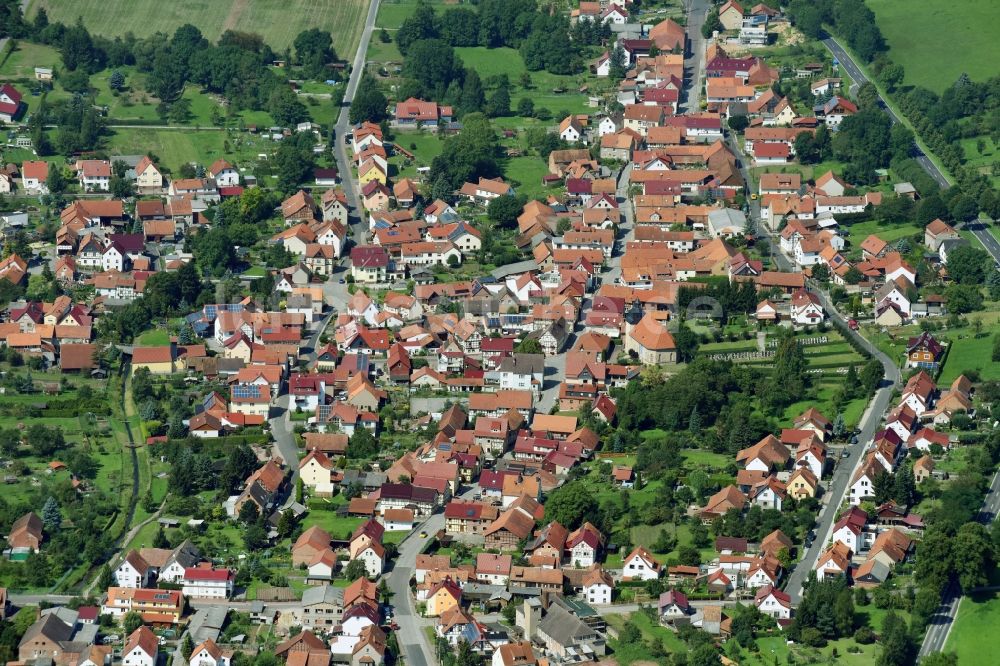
[[104, 127, 273, 174], [960, 135, 1000, 188], [843, 219, 923, 249], [605, 611, 687, 662], [389, 130, 445, 179], [752, 159, 847, 185], [946, 590, 1000, 661], [136, 329, 171, 346], [375, 0, 458, 31], [30, 0, 372, 57], [867, 0, 999, 93], [454, 46, 598, 118], [0, 41, 61, 79]]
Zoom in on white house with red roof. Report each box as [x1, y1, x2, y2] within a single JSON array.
[[566, 523, 603, 567], [0, 84, 22, 122], [122, 627, 158, 666], [622, 546, 661, 581], [182, 565, 234, 599], [754, 584, 792, 620], [789, 288, 824, 325]]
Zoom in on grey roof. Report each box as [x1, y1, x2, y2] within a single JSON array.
[[858, 559, 891, 582], [707, 208, 747, 235], [302, 584, 344, 607], [536, 603, 599, 647], [490, 260, 539, 280], [187, 607, 228, 644], [165, 539, 202, 570], [497, 353, 545, 376], [19, 615, 74, 649]]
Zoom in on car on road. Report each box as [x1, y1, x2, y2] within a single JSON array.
[[419, 531, 428, 538], [841, 450, 850, 459]]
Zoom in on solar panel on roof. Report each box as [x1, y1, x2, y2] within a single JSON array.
[[233, 384, 261, 399]]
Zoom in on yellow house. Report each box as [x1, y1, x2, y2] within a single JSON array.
[[221, 334, 253, 362], [131, 346, 175, 374], [787, 467, 818, 499], [425, 579, 461, 617], [299, 450, 336, 496], [135, 156, 163, 189], [358, 159, 387, 186]]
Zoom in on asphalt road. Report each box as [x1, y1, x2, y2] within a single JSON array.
[[782, 288, 901, 603], [919, 466, 1000, 657], [821, 38, 951, 191], [681, 0, 711, 113], [386, 489, 477, 666], [332, 0, 383, 226], [964, 218, 1000, 264]]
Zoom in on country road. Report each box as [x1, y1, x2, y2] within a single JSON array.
[[821, 37, 950, 191], [919, 466, 1000, 657], [964, 218, 1000, 265]]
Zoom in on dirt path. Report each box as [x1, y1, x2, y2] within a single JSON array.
[[222, 0, 250, 32]]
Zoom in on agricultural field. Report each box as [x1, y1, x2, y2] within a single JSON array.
[[28, 0, 372, 58], [866, 0, 998, 93]]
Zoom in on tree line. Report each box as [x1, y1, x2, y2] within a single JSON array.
[[12, 7, 339, 132]]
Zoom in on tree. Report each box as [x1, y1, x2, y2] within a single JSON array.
[[877, 62, 905, 92], [515, 338, 543, 354], [268, 86, 308, 126], [181, 634, 194, 660], [153, 526, 170, 549], [608, 44, 627, 81], [517, 97, 534, 117], [893, 465, 916, 506], [860, 358, 884, 393], [701, 9, 722, 38], [350, 76, 388, 124], [677, 545, 701, 566], [344, 558, 368, 580], [244, 521, 268, 551], [946, 283, 984, 314], [122, 610, 143, 635], [916, 193, 950, 225], [109, 70, 126, 91], [402, 39, 463, 95], [97, 564, 114, 589], [543, 482, 598, 529], [953, 522, 994, 592], [486, 86, 511, 118], [42, 496, 61, 532], [238, 501, 260, 526], [486, 195, 525, 229], [876, 610, 915, 666], [915, 528, 954, 594], [459, 69, 485, 116], [294, 28, 335, 79], [946, 245, 991, 284], [728, 115, 749, 132], [396, 0, 440, 55], [348, 427, 379, 459]]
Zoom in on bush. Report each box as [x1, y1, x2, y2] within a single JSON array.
[[853, 627, 876, 644], [800, 627, 827, 647]]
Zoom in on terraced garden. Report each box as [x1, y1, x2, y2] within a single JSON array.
[[699, 330, 870, 426]]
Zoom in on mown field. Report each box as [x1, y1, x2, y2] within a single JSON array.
[[866, 0, 998, 93], [29, 0, 371, 57], [946, 591, 1000, 662]]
